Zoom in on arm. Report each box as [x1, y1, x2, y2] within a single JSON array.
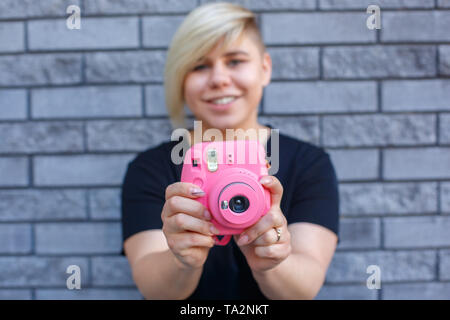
[[251, 222, 338, 300], [124, 229, 203, 300]]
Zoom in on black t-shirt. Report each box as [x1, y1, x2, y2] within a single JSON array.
[[121, 128, 340, 300]]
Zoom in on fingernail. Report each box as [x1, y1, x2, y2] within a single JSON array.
[[204, 210, 211, 220], [259, 177, 272, 185], [210, 225, 220, 235], [238, 234, 249, 246], [190, 187, 205, 196]]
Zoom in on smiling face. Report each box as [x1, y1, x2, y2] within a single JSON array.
[[183, 31, 272, 136]]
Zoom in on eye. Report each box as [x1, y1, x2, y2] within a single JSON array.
[[228, 59, 243, 66], [193, 64, 207, 71], [192, 59, 244, 72]]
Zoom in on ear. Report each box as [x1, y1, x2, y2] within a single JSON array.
[[261, 52, 272, 88]]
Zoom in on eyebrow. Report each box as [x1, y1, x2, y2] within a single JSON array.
[[196, 50, 249, 62]]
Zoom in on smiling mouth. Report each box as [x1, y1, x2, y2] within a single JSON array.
[[206, 96, 240, 111]]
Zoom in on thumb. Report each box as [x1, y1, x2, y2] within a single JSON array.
[[259, 175, 283, 207]]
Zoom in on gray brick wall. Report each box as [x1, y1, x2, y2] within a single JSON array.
[[0, 0, 449, 300]]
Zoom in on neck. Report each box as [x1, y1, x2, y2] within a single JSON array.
[[187, 121, 271, 147]]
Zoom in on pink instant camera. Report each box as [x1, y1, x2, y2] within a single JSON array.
[[181, 139, 271, 245]]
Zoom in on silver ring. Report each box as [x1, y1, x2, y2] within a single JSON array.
[[274, 227, 281, 242]]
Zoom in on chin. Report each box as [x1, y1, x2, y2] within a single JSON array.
[[206, 118, 245, 131]]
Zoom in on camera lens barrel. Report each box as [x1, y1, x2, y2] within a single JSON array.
[[229, 195, 250, 213]]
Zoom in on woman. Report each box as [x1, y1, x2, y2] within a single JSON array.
[[121, 2, 339, 300]]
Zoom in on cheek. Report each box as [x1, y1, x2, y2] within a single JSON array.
[[239, 76, 262, 104], [237, 68, 263, 94], [184, 76, 203, 106]]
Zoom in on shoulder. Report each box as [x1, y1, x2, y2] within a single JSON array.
[[122, 140, 181, 187], [277, 133, 332, 170], [129, 140, 179, 168], [279, 133, 326, 156], [272, 133, 337, 190]]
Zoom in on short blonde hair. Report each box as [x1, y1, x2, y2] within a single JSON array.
[[164, 2, 266, 129]]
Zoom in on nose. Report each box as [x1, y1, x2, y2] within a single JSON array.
[[208, 61, 231, 88]]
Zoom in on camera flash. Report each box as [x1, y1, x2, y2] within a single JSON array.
[[207, 148, 218, 172]]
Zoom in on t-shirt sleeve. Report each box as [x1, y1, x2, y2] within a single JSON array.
[[287, 149, 340, 238], [121, 154, 168, 252]]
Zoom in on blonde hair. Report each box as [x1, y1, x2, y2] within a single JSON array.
[[164, 2, 266, 129]]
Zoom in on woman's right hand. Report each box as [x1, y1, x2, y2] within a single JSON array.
[[161, 182, 220, 270]]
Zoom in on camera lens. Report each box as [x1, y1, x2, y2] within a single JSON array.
[[229, 195, 250, 214]]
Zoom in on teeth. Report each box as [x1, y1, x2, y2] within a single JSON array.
[[211, 96, 236, 105]]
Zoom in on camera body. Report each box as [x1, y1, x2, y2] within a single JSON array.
[[181, 139, 271, 245]]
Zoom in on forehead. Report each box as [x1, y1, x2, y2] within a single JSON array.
[[197, 34, 258, 61]]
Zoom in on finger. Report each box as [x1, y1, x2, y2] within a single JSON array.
[[254, 243, 290, 259], [259, 175, 283, 207], [164, 195, 210, 220], [253, 227, 281, 246], [237, 210, 285, 246], [169, 232, 215, 251], [165, 182, 206, 200], [169, 213, 220, 236]]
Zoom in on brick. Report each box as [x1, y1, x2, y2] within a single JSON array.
[[0, 257, 88, 287], [91, 256, 134, 286], [439, 46, 450, 76], [267, 47, 319, 80], [0, 157, 28, 187], [0, 122, 83, 153], [35, 223, 121, 254], [319, 0, 434, 9], [0, 189, 86, 221], [32, 86, 142, 119], [259, 116, 320, 145], [36, 288, 142, 300], [340, 182, 438, 216], [145, 86, 191, 118], [28, 18, 139, 51], [337, 218, 380, 249], [89, 188, 121, 220], [0, 224, 31, 254], [440, 114, 450, 144], [0, 54, 82, 86], [326, 250, 436, 283], [200, 0, 316, 10], [383, 147, 450, 180], [381, 11, 450, 42], [323, 46, 436, 79], [145, 85, 169, 116], [439, 0, 450, 8], [265, 81, 377, 114], [323, 114, 436, 147], [85, 0, 196, 14], [316, 284, 377, 300], [442, 182, 450, 214], [0, 22, 24, 53], [383, 283, 450, 300], [383, 80, 450, 112], [262, 13, 376, 45], [142, 16, 184, 48], [384, 216, 450, 248], [440, 249, 450, 280], [0, 89, 27, 120], [326, 149, 379, 181], [0, 0, 79, 19], [86, 119, 173, 152], [0, 290, 32, 300], [34, 154, 135, 186], [85, 51, 165, 83]]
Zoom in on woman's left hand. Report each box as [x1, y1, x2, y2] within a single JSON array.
[[233, 175, 292, 274]]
